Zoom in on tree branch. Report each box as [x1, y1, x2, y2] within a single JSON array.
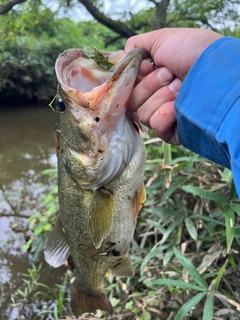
[[167, 16, 218, 32], [78, 0, 136, 38], [0, 0, 27, 15]]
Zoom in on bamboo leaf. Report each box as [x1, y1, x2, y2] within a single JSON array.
[[161, 179, 186, 202], [163, 248, 174, 265], [159, 217, 182, 245], [214, 260, 227, 291], [202, 293, 214, 320], [174, 292, 206, 320], [184, 217, 198, 241], [173, 247, 208, 289], [230, 203, 240, 216], [146, 219, 166, 234], [146, 279, 206, 292], [140, 246, 166, 276], [225, 208, 235, 250], [181, 185, 228, 205]]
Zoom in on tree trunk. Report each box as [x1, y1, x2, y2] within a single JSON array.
[[78, 0, 136, 38], [154, 0, 171, 29]]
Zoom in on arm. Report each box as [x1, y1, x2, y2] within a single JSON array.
[[125, 29, 240, 196], [176, 37, 240, 196]]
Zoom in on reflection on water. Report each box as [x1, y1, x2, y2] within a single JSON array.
[[0, 105, 66, 319]]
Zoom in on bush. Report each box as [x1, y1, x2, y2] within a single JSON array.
[[0, 4, 118, 104]]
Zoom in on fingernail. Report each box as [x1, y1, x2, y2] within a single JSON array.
[[168, 78, 182, 93], [156, 67, 173, 83]]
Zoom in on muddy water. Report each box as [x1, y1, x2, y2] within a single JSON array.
[[0, 105, 66, 319]]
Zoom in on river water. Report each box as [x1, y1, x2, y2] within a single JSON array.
[[0, 105, 66, 319]]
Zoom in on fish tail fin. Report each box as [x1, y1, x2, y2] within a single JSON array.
[[71, 283, 113, 317]]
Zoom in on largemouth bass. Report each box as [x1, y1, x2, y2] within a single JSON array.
[[44, 48, 147, 317]]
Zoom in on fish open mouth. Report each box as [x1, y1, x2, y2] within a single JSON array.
[[55, 49, 124, 93]]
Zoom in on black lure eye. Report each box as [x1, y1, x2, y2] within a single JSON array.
[[58, 98, 66, 113]]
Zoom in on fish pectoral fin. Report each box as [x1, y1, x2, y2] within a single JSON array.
[[88, 187, 114, 249], [110, 255, 134, 278], [132, 183, 146, 224], [44, 216, 70, 268], [71, 283, 113, 317]]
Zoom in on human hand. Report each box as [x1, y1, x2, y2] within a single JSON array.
[[125, 28, 223, 145]]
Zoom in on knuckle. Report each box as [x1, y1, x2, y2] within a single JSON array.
[[141, 77, 155, 92], [136, 108, 148, 126]]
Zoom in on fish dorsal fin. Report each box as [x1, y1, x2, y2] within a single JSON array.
[[88, 187, 114, 249], [110, 255, 135, 278], [44, 216, 70, 268]]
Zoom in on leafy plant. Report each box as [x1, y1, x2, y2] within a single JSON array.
[[24, 168, 58, 260], [131, 138, 240, 320], [15, 263, 70, 320], [0, 2, 118, 103]]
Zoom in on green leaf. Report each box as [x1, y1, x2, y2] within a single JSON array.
[[83, 47, 114, 70], [228, 254, 236, 268], [174, 292, 206, 320], [146, 279, 205, 292], [146, 219, 166, 234], [17, 289, 25, 297], [230, 203, 240, 216], [202, 293, 214, 320], [225, 208, 235, 250], [159, 216, 182, 245], [163, 248, 174, 265], [140, 246, 167, 276], [173, 247, 208, 289], [23, 239, 32, 252], [181, 185, 228, 205], [34, 225, 43, 235], [125, 300, 133, 310], [43, 223, 52, 231], [195, 214, 225, 226], [161, 179, 186, 202], [139, 312, 151, 320], [221, 168, 232, 182], [214, 260, 227, 291], [53, 306, 58, 320], [110, 297, 120, 308], [184, 217, 198, 241]]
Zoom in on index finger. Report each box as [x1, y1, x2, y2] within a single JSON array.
[[125, 30, 168, 68]]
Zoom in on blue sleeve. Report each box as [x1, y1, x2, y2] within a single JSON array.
[[175, 37, 240, 197]]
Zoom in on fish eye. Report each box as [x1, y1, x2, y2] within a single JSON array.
[[58, 98, 66, 113]]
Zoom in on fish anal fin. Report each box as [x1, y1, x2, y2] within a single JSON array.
[[71, 283, 113, 317], [88, 187, 114, 249], [110, 255, 134, 278], [132, 183, 146, 224], [44, 216, 70, 268]]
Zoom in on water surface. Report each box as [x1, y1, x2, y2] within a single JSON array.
[[0, 105, 66, 319]]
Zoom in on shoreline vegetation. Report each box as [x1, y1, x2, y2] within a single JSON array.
[[0, 7, 120, 106]]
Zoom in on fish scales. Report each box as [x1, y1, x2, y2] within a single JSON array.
[[44, 48, 147, 317]]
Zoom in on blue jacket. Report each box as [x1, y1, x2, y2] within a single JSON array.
[[175, 37, 240, 197]]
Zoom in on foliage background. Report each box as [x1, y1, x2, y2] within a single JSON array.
[[1, 0, 240, 319]]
